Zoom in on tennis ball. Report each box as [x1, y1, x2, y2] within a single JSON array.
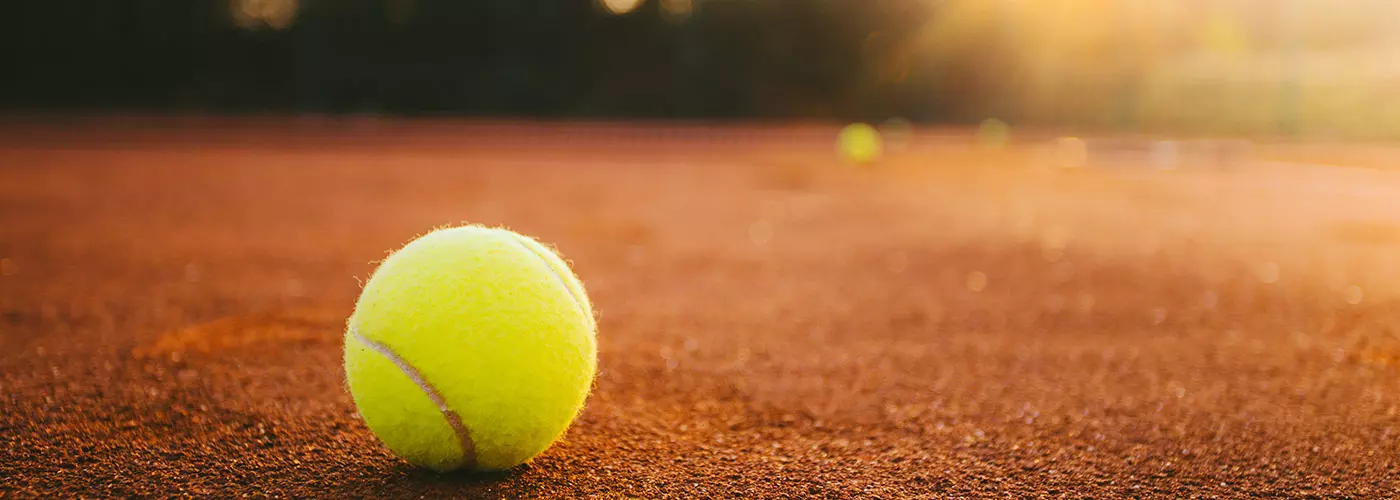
[[976, 118, 1010, 149], [837, 122, 883, 164], [344, 225, 597, 472]]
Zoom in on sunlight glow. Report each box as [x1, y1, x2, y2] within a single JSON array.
[[910, 0, 1400, 137]]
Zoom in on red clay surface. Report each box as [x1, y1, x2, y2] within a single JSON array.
[[2, 118, 1399, 498]]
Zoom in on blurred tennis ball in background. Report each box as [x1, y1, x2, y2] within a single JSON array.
[[976, 118, 1010, 149], [838, 122, 884, 165]]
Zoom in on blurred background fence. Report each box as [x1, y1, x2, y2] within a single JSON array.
[[5, 0, 1399, 139]]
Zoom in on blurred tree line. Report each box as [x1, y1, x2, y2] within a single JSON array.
[[0, 0, 968, 121], [9, 0, 1395, 138]]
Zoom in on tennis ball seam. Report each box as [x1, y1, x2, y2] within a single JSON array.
[[504, 233, 587, 319], [349, 325, 479, 470]]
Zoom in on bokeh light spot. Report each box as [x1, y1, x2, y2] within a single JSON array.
[[1200, 291, 1219, 310], [1076, 293, 1096, 314], [1149, 307, 1168, 326], [966, 271, 988, 292], [231, 0, 298, 30], [1256, 262, 1280, 284], [599, 0, 645, 15], [661, 0, 693, 21], [1198, 11, 1250, 57], [1149, 141, 1180, 170]]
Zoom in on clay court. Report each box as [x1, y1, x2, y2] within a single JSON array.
[[3, 118, 1399, 497]]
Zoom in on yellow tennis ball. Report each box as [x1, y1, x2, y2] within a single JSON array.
[[976, 118, 1010, 148], [837, 122, 883, 164], [344, 225, 597, 472]]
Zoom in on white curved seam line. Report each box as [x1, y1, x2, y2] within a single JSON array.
[[509, 237, 587, 318], [350, 325, 476, 469]]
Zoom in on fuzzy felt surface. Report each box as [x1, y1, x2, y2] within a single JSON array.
[[344, 225, 598, 471]]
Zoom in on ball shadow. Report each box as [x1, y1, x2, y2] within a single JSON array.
[[386, 462, 550, 496], [399, 464, 526, 484]]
